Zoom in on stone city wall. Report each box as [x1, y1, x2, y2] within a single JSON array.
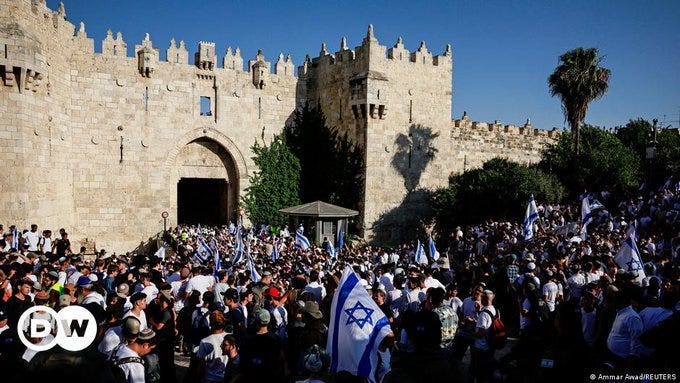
[[0, 0, 558, 249]]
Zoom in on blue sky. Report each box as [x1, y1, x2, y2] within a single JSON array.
[[48, 0, 679, 131]]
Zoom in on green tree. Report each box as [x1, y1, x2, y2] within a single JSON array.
[[284, 105, 364, 211], [615, 118, 652, 161], [548, 47, 611, 160], [540, 125, 641, 195], [655, 128, 680, 180], [242, 134, 301, 225], [433, 158, 565, 233]]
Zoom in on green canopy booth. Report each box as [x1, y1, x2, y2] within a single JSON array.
[[279, 201, 358, 246]]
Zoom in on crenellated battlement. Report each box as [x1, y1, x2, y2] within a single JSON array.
[[300, 25, 452, 75], [452, 111, 561, 138]]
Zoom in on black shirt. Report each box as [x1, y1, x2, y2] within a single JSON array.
[[239, 332, 284, 380], [6, 294, 33, 331]]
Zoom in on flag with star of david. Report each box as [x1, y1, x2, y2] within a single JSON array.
[[614, 223, 646, 284], [580, 195, 593, 240], [523, 195, 539, 241], [327, 267, 393, 383]]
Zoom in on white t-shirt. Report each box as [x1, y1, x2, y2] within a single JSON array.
[[303, 281, 327, 304], [542, 282, 559, 312], [111, 344, 146, 383], [186, 275, 214, 302], [474, 305, 497, 351], [445, 296, 463, 314], [23, 231, 40, 251], [82, 292, 107, 309], [196, 333, 228, 382], [40, 236, 53, 253], [141, 284, 159, 304], [123, 310, 148, 331], [98, 325, 124, 355]]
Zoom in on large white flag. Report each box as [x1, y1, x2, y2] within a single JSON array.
[[327, 267, 393, 383], [615, 223, 646, 284], [523, 195, 539, 240], [580, 196, 593, 240], [154, 244, 166, 260]]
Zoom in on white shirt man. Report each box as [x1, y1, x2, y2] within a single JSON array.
[[542, 278, 559, 312], [567, 271, 586, 301], [196, 333, 229, 383], [607, 305, 643, 360], [39, 232, 53, 253], [185, 273, 214, 303], [474, 298, 497, 351], [23, 226, 40, 252], [110, 329, 157, 383]]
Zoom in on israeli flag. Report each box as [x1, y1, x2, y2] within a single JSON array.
[[295, 231, 311, 250], [337, 228, 344, 251], [154, 244, 166, 260], [415, 240, 427, 265], [327, 241, 337, 259], [428, 235, 440, 262], [195, 237, 213, 264], [271, 239, 279, 262], [233, 230, 244, 264], [523, 195, 539, 241], [247, 241, 261, 283], [327, 267, 393, 383], [614, 223, 646, 284], [580, 196, 593, 240], [212, 239, 221, 274]]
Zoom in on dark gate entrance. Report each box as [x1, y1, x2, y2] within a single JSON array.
[[177, 178, 228, 225]]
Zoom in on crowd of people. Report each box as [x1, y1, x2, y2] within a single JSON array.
[[0, 182, 679, 383]]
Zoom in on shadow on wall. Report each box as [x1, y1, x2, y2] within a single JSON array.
[[372, 124, 439, 245]]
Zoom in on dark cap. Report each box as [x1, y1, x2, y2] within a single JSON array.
[[253, 309, 271, 326], [0, 309, 7, 321]]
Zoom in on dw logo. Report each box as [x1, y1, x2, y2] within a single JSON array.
[[17, 305, 97, 352]]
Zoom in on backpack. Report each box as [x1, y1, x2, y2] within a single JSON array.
[[533, 299, 551, 328], [108, 343, 144, 383], [481, 308, 507, 350]]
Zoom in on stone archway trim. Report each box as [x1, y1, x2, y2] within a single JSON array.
[[164, 127, 249, 179]]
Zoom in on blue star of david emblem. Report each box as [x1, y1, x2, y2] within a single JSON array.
[[345, 301, 374, 329], [626, 257, 642, 272]]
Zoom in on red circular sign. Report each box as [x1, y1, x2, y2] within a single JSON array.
[[161, 211, 169, 218]]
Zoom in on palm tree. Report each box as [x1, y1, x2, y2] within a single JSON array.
[[548, 47, 611, 159]]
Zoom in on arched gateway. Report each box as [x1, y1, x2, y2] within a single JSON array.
[[166, 128, 249, 226]]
